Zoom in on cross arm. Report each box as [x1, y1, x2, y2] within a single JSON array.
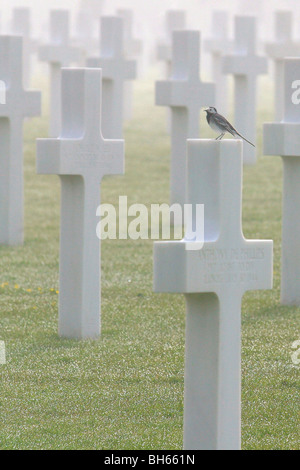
[[265, 42, 300, 59], [37, 138, 125, 178], [264, 122, 300, 156], [154, 238, 273, 296], [204, 38, 232, 55], [87, 57, 136, 81], [223, 55, 268, 76], [39, 45, 82, 66]]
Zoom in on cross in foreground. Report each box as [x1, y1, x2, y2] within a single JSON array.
[[154, 139, 273, 449]]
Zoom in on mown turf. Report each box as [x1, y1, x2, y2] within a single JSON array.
[[0, 71, 299, 450]]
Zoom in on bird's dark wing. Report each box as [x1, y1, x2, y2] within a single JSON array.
[[214, 112, 237, 136]]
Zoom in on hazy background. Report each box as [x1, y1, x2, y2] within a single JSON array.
[[2, 0, 300, 42]]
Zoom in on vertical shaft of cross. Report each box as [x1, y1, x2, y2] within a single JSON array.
[[51, 11, 67, 138], [59, 175, 101, 338], [0, 117, 23, 244], [0, 36, 41, 245], [170, 108, 189, 205], [281, 60, 300, 304], [11, 8, 31, 87], [184, 291, 241, 450], [205, 11, 230, 114], [39, 10, 81, 137], [234, 17, 256, 149], [102, 17, 123, 139], [274, 60, 285, 122], [50, 64, 61, 137], [281, 158, 300, 304]]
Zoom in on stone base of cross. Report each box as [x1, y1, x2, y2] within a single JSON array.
[[154, 139, 273, 449], [37, 68, 124, 339], [264, 58, 300, 305]]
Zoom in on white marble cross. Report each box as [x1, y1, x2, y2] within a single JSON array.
[[154, 139, 273, 450], [204, 11, 232, 114], [73, 7, 98, 60], [223, 16, 268, 165], [117, 9, 143, 60], [157, 10, 186, 78], [156, 30, 215, 207], [39, 10, 82, 137], [87, 16, 137, 139], [264, 58, 300, 305], [11, 7, 36, 87], [0, 36, 41, 246], [265, 11, 300, 121], [37, 68, 124, 339], [117, 9, 143, 121]]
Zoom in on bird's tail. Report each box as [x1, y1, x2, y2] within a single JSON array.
[[235, 131, 255, 148]]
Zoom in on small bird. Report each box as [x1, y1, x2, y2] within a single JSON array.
[[204, 107, 255, 147]]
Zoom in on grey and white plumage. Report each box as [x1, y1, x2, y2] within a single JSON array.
[[204, 107, 255, 147]]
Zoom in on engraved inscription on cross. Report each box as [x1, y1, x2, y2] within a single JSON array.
[[154, 140, 273, 450], [37, 68, 124, 339], [87, 16, 137, 139], [156, 31, 215, 207], [0, 36, 41, 245], [223, 16, 268, 165]]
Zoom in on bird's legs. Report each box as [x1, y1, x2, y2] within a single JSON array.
[[215, 133, 225, 140]]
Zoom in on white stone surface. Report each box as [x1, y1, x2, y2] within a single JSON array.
[[223, 16, 268, 165], [264, 58, 300, 305], [11, 7, 36, 87], [73, 7, 98, 60], [154, 139, 273, 450], [156, 31, 215, 207], [37, 68, 124, 339], [0, 36, 41, 246], [87, 16, 137, 139], [157, 10, 187, 78], [204, 11, 232, 115], [265, 11, 300, 121], [39, 10, 82, 137], [117, 9, 143, 121], [80, 0, 105, 18]]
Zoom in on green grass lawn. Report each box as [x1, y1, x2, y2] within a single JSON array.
[[0, 72, 299, 450]]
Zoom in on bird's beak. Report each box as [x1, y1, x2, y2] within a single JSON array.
[[203, 108, 208, 112]]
